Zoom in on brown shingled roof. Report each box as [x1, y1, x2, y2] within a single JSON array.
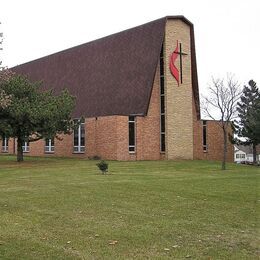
[[13, 16, 200, 118]]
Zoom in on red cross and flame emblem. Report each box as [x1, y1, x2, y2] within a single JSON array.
[[170, 40, 180, 85], [169, 40, 187, 86]]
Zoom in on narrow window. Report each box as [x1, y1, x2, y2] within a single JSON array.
[[45, 138, 54, 153], [203, 120, 207, 152], [74, 120, 85, 153], [128, 116, 135, 153], [2, 137, 8, 153], [160, 44, 166, 152], [22, 141, 30, 153]]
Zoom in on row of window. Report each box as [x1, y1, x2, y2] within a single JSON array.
[[2, 123, 211, 154], [235, 154, 245, 159], [2, 120, 210, 154], [1, 119, 137, 154], [2, 138, 55, 153]]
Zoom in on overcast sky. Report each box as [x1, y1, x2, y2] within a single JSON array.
[[0, 0, 259, 94]]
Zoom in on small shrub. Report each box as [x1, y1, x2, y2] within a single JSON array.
[[96, 160, 108, 174]]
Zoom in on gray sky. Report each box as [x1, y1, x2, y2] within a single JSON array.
[[0, 0, 259, 94]]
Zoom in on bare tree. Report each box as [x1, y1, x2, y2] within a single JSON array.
[[202, 75, 242, 170]]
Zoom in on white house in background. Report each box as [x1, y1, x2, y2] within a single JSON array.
[[234, 146, 246, 163], [234, 145, 260, 163]]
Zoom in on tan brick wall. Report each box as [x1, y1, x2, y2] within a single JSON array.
[[55, 133, 77, 157], [2, 118, 117, 159], [164, 19, 193, 160], [23, 133, 80, 158], [29, 139, 45, 156], [193, 119, 234, 162], [116, 116, 136, 161], [93, 116, 118, 160], [137, 64, 161, 160]]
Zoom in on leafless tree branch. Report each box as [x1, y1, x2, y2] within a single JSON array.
[[201, 74, 242, 170]]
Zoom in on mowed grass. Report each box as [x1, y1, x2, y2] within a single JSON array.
[[0, 156, 259, 259]]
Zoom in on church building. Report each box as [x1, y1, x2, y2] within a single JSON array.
[[1, 16, 233, 161]]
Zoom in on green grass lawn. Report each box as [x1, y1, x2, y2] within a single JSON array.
[[0, 156, 259, 259]]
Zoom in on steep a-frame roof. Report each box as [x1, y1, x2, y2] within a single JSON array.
[[13, 16, 200, 118]]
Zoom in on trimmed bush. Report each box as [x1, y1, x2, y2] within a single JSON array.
[[96, 160, 108, 174]]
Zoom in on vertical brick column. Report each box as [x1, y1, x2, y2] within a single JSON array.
[[164, 19, 193, 160]]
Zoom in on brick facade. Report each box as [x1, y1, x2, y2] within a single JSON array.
[[0, 66, 161, 160], [193, 120, 234, 162], [0, 17, 234, 162], [1, 65, 161, 160], [0, 63, 234, 162]]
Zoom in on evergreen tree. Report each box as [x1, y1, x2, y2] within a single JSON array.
[[235, 80, 260, 164], [0, 71, 77, 162], [0, 69, 13, 108]]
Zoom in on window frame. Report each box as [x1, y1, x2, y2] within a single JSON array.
[[73, 120, 85, 153], [202, 120, 207, 152], [45, 138, 55, 153], [160, 44, 166, 153], [128, 116, 136, 153], [22, 141, 30, 153], [2, 137, 8, 153]]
